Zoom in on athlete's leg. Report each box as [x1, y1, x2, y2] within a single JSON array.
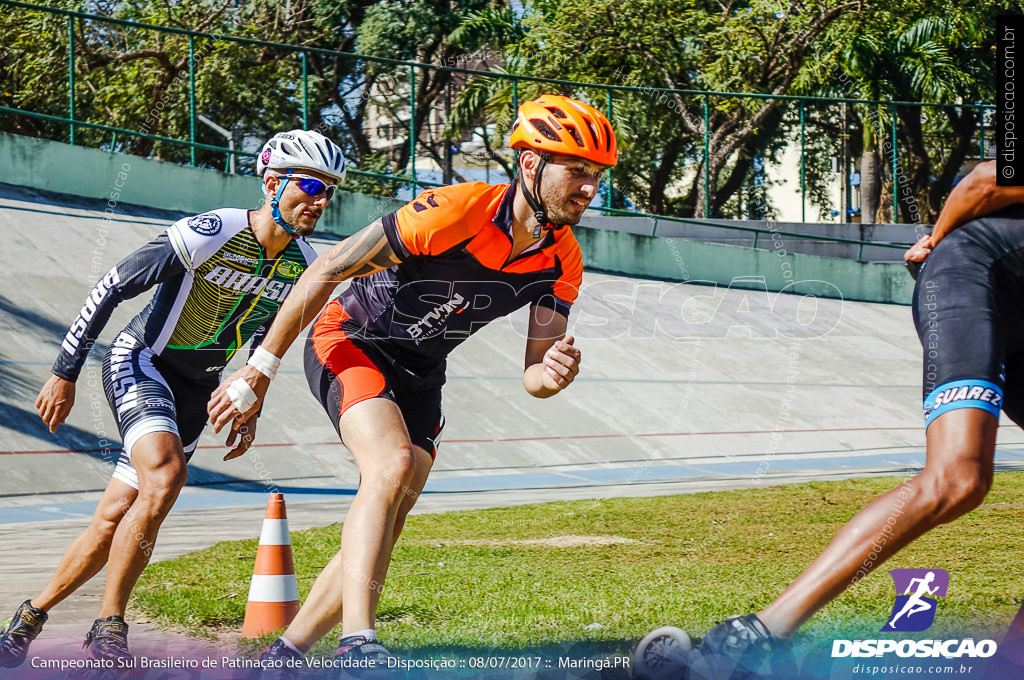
[[905, 600, 931, 617], [97, 431, 187, 618], [0, 478, 140, 668], [31, 478, 138, 612], [759, 407, 997, 637], [756, 228, 1007, 638], [277, 398, 433, 652]]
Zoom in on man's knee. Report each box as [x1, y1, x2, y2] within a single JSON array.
[[919, 466, 991, 524], [363, 445, 418, 499], [97, 493, 132, 525], [86, 515, 120, 552], [90, 489, 136, 542], [137, 461, 187, 510]]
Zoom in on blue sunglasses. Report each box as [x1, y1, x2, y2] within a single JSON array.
[[280, 172, 338, 201]]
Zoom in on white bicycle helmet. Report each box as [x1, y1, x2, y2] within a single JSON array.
[[257, 129, 347, 181]]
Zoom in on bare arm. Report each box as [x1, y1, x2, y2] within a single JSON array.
[[931, 161, 1024, 244], [905, 161, 1024, 263], [208, 220, 399, 433], [259, 220, 399, 357], [522, 306, 580, 398]]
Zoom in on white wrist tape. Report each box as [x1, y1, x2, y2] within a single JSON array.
[[247, 346, 282, 380], [226, 379, 259, 413]]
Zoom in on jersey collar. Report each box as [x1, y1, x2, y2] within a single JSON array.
[[492, 182, 517, 235], [492, 182, 553, 254]]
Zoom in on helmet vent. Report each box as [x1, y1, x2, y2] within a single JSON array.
[[530, 119, 562, 142], [585, 121, 600, 147], [316, 144, 331, 167], [297, 136, 316, 157], [564, 125, 585, 147], [547, 107, 568, 119]]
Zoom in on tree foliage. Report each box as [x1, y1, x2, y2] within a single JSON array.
[[445, 0, 1005, 222], [443, 0, 864, 217], [0, 0, 1007, 221], [0, 0, 498, 188]]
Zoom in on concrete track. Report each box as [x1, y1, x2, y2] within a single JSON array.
[[1, 184, 1022, 666]]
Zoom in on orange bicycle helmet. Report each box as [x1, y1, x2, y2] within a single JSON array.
[[510, 95, 618, 167], [510, 95, 618, 236]]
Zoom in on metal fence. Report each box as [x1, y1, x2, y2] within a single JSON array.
[[0, 0, 995, 253]]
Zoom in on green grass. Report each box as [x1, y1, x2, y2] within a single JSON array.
[[132, 472, 1024, 657]]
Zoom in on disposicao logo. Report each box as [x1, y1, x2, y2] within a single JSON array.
[[831, 568, 998, 659], [882, 568, 949, 632]]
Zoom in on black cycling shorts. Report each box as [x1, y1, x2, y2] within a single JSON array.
[[101, 331, 216, 489], [304, 300, 446, 458], [912, 208, 1024, 429]]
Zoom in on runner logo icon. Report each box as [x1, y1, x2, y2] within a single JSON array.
[[881, 568, 949, 632]]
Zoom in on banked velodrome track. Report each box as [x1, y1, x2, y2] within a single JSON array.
[[2, 182, 1023, 662]]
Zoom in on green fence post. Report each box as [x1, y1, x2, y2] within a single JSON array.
[[512, 78, 519, 119], [703, 95, 710, 218], [188, 35, 196, 166], [606, 88, 613, 209], [301, 51, 309, 129], [890, 102, 897, 223], [979, 107, 985, 160], [67, 16, 76, 145], [800, 99, 806, 222], [409, 65, 416, 188]]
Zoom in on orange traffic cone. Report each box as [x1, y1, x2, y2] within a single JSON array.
[[241, 493, 300, 637]]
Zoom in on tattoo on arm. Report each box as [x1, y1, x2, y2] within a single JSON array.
[[325, 221, 400, 278]]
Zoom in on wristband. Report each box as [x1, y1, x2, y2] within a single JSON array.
[[226, 379, 259, 413], [248, 346, 282, 380]]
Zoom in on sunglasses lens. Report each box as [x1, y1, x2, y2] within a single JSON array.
[[296, 178, 324, 195], [295, 177, 336, 200]]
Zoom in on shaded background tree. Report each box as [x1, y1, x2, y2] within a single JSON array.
[[0, 0, 506, 188], [792, 0, 998, 223], [444, 0, 861, 218], [0, 0, 1007, 221]]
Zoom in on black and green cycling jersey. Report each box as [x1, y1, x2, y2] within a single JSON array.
[[53, 208, 317, 382]]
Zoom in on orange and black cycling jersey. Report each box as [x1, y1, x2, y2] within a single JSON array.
[[334, 181, 583, 371]]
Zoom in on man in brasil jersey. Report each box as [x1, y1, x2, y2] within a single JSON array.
[[206, 95, 618, 674], [0, 130, 346, 666]]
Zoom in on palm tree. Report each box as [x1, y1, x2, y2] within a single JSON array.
[[838, 15, 981, 223], [443, 6, 530, 182]]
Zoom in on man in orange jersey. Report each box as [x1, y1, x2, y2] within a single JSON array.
[[207, 95, 617, 675]]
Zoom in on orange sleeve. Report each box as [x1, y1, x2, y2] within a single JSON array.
[[383, 183, 491, 260]]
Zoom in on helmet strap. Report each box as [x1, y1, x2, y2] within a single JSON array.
[[263, 171, 299, 238], [520, 152, 560, 239]]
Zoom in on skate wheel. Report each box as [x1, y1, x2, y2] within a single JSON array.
[[633, 626, 693, 679]]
